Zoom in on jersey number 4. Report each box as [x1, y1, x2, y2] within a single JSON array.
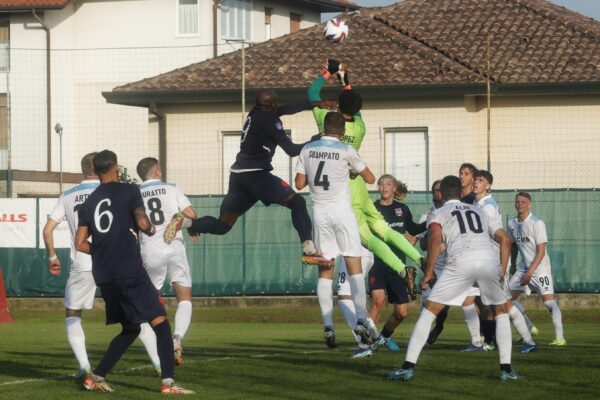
[[314, 161, 330, 190], [451, 210, 483, 234]]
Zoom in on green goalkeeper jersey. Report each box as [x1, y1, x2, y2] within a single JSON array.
[[308, 76, 366, 151]]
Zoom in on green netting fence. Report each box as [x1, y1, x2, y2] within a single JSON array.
[[1, 189, 599, 297]]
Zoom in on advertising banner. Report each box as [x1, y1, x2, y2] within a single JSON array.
[[0, 199, 37, 248]]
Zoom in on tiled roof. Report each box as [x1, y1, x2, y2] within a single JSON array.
[[112, 0, 600, 94], [0, 0, 69, 9]]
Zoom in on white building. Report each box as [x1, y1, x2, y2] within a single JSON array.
[[0, 0, 357, 196]]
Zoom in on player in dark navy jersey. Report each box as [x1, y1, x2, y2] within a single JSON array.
[[367, 175, 426, 355], [75, 150, 193, 395], [187, 89, 332, 266], [459, 162, 478, 204]]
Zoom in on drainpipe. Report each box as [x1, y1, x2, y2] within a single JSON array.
[[32, 9, 51, 172], [150, 103, 167, 181], [213, 1, 223, 58]]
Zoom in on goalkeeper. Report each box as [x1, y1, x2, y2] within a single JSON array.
[[307, 60, 424, 276]]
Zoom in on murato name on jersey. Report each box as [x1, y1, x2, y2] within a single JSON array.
[[142, 188, 167, 197]]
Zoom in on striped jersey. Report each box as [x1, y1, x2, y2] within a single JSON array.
[[138, 179, 192, 247], [49, 179, 100, 272]]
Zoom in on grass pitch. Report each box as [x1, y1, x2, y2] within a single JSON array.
[[0, 304, 599, 399]]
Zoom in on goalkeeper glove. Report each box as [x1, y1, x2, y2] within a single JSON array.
[[337, 69, 351, 89], [320, 59, 341, 79]]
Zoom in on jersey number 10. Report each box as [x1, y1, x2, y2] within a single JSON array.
[[451, 210, 483, 234]]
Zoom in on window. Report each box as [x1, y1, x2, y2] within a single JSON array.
[[0, 95, 7, 149], [384, 127, 429, 191], [264, 7, 272, 40], [222, 130, 292, 194], [0, 18, 9, 71], [290, 13, 301, 33], [177, 0, 199, 36], [221, 0, 251, 41]]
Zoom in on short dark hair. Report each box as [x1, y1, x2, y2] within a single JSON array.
[[440, 175, 461, 199], [459, 163, 478, 175], [474, 169, 493, 185], [431, 179, 441, 193], [338, 89, 362, 115], [81, 152, 97, 176], [516, 191, 532, 201], [324, 112, 345, 135], [137, 157, 159, 181], [93, 150, 118, 175]]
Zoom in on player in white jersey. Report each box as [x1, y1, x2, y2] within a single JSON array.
[[508, 192, 565, 346], [465, 171, 537, 352], [387, 175, 520, 382], [136, 157, 198, 366], [42, 153, 160, 377], [295, 111, 377, 349], [323, 248, 375, 352]]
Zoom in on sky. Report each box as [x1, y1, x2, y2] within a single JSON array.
[[335, 0, 600, 21]]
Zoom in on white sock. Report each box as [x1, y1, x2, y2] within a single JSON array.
[[405, 308, 436, 364], [317, 278, 334, 327], [544, 300, 564, 340], [495, 313, 512, 365], [509, 305, 534, 344], [348, 273, 368, 321], [182, 218, 192, 229], [462, 304, 482, 346], [512, 300, 533, 330], [338, 299, 360, 344], [65, 316, 90, 370], [138, 322, 160, 366], [174, 300, 192, 339]]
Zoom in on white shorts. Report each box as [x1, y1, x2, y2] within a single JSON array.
[[337, 249, 374, 296], [509, 269, 554, 296], [313, 206, 362, 260], [428, 256, 507, 307], [141, 240, 192, 290], [64, 270, 96, 310]]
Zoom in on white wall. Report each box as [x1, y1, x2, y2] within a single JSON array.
[[4, 0, 324, 178], [156, 94, 600, 195]]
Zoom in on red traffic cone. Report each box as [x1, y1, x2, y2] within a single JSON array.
[[0, 268, 14, 323]]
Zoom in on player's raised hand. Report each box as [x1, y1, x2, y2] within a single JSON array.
[[337, 68, 350, 88], [49, 257, 61, 275], [320, 59, 341, 78]]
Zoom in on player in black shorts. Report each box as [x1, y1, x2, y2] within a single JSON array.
[[187, 89, 332, 266], [367, 175, 426, 354], [75, 150, 193, 394]]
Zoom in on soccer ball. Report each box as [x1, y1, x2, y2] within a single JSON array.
[[323, 18, 348, 43]]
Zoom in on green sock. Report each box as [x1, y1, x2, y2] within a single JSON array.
[[366, 236, 405, 274], [381, 225, 422, 262]]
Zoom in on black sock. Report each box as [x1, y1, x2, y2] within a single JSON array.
[[287, 195, 312, 243], [190, 216, 231, 235], [153, 319, 175, 380], [94, 323, 140, 378], [435, 306, 449, 330], [500, 364, 512, 373], [382, 326, 394, 339], [402, 361, 415, 370], [482, 320, 495, 344]]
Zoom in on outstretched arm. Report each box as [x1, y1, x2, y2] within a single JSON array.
[[43, 219, 61, 275]]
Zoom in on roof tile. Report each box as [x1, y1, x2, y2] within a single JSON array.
[[114, 0, 600, 93]]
